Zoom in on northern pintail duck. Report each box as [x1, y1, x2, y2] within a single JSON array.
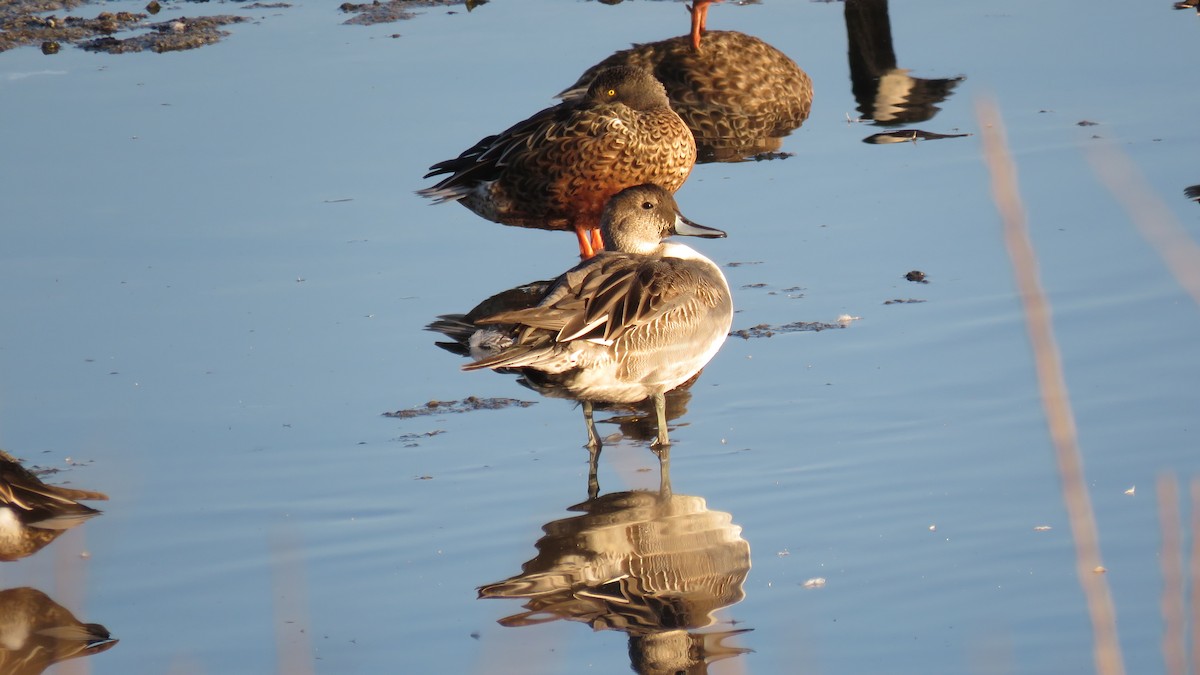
[[0, 450, 108, 562], [561, 32, 811, 163], [461, 184, 733, 448], [419, 66, 697, 258], [428, 280, 552, 360], [431, 291, 699, 464]]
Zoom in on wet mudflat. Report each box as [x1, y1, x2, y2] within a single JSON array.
[[2, 1, 1199, 673]]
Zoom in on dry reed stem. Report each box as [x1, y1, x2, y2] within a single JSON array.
[[1086, 145, 1200, 307], [1191, 478, 1200, 675], [1157, 473, 1185, 675], [976, 96, 1125, 675]]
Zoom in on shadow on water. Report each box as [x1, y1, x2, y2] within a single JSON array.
[[0, 450, 117, 673], [478, 449, 753, 675]]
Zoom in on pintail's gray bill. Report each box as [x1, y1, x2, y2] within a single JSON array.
[[674, 213, 727, 238]]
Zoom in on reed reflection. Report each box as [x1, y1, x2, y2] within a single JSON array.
[[0, 449, 107, 562], [562, 20, 812, 163], [845, 0, 964, 128], [0, 587, 118, 675], [479, 451, 752, 675], [427, 185, 732, 452]]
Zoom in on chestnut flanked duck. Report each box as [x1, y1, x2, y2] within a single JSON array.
[[419, 67, 697, 259], [461, 184, 733, 449], [562, 31, 812, 163]]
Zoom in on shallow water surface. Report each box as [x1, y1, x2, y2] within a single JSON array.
[[2, 1, 1199, 673]]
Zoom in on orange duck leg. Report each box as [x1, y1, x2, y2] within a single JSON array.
[[689, 0, 724, 51], [574, 223, 598, 259]]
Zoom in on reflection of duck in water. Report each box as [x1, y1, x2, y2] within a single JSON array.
[[479, 456, 751, 675], [0, 587, 117, 675], [445, 185, 732, 450], [419, 66, 696, 259], [562, 18, 812, 163], [0, 450, 107, 562], [845, 0, 963, 126]]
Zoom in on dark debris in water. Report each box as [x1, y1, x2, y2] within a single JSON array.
[[731, 321, 846, 339], [1184, 184, 1200, 203], [735, 281, 805, 298], [884, 298, 927, 305], [29, 464, 64, 478], [22, 454, 97, 478], [748, 151, 794, 161], [340, 0, 486, 26], [1, 0, 482, 51], [863, 129, 972, 144], [395, 430, 445, 447], [2, 10, 141, 51], [0, 3, 246, 53], [80, 15, 248, 54], [905, 270, 929, 283], [0, 1, 86, 24], [382, 396, 536, 419], [340, 1, 415, 24]]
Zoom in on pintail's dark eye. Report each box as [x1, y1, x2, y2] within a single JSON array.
[[641, 201, 654, 210]]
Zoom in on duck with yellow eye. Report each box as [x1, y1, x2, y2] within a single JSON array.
[[419, 66, 697, 259]]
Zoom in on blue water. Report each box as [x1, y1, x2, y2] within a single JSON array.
[[2, 1, 1199, 673]]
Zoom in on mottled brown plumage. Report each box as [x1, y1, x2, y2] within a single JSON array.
[[419, 67, 696, 258], [563, 31, 812, 163], [0, 449, 107, 562]]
